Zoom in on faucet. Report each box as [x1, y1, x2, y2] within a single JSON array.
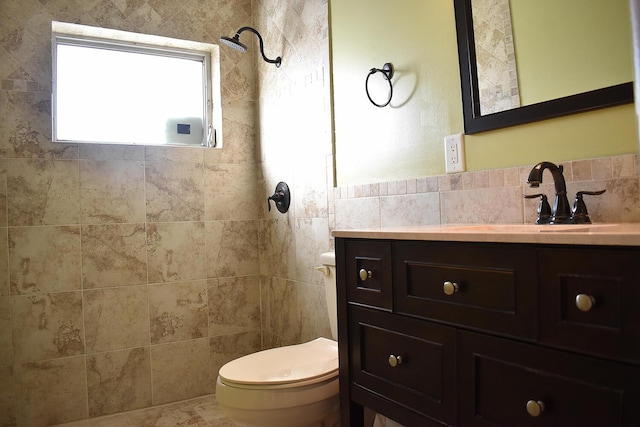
[[527, 161, 571, 224]]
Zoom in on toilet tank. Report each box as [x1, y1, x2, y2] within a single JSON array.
[[318, 252, 337, 340]]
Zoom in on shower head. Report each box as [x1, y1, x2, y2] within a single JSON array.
[[219, 36, 247, 53], [220, 26, 282, 68]]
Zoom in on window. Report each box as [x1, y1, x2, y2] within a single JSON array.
[[52, 21, 222, 147]]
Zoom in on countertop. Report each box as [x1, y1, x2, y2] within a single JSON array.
[[332, 223, 640, 246]]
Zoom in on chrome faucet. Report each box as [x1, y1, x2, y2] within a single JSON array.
[[527, 161, 571, 224]]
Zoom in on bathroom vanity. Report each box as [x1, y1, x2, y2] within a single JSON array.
[[334, 224, 640, 426]]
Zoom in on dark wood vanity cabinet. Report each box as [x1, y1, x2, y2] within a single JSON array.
[[335, 238, 640, 427]]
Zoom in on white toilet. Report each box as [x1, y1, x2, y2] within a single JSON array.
[[216, 251, 340, 427]]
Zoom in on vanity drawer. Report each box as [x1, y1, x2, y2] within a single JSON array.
[[459, 330, 640, 426], [538, 247, 640, 363], [393, 241, 537, 339], [349, 306, 456, 425], [345, 240, 392, 310]]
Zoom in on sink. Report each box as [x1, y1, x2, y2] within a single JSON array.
[[443, 224, 617, 233]]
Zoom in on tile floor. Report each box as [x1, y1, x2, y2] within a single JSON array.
[[49, 395, 408, 427], [51, 395, 238, 427]]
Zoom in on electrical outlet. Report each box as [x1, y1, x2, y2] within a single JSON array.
[[444, 133, 465, 173]]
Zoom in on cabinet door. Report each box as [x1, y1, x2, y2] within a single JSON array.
[[345, 240, 393, 310], [538, 247, 640, 363], [350, 306, 456, 426], [394, 241, 537, 339], [459, 330, 640, 426]]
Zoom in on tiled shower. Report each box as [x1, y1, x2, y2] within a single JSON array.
[[0, 0, 333, 426]]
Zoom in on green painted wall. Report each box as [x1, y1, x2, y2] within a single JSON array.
[[330, 0, 638, 186], [511, 0, 633, 105]]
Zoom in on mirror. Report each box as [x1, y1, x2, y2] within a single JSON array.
[[454, 0, 634, 134]]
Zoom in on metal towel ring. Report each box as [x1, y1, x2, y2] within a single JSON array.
[[365, 63, 394, 107]]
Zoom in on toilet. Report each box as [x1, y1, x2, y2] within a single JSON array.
[[215, 251, 340, 427]]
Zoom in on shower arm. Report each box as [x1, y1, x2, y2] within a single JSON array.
[[235, 26, 282, 67]]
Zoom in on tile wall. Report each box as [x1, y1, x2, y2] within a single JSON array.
[[0, 0, 333, 426], [333, 154, 640, 230]]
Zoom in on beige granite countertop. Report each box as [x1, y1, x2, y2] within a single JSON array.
[[332, 223, 640, 246]]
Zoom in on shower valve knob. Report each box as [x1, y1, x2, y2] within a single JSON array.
[[267, 181, 291, 214]]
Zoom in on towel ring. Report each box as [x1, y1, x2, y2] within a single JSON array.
[[365, 63, 394, 107]]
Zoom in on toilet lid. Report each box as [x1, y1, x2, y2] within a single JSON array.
[[219, 337, 338, 386]]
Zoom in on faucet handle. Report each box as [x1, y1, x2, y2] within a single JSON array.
[[570, 190, 606, 224], [523, 193, 552, 224]]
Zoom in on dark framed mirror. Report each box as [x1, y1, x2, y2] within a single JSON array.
[[453, 0, 634, 134]]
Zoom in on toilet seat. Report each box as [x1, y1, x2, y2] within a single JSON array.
[[218, 337, 338, 390]]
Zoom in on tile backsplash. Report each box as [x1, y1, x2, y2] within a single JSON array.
[[332, 154, 640, 233]]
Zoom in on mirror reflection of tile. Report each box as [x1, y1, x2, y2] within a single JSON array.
[[471, 0, 521, 114]]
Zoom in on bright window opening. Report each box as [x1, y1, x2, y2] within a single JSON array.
[[52, 22, 222, 148]]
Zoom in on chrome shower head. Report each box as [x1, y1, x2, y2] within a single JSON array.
[[219, 26, 282, 68], [219, 35, 247, 53]]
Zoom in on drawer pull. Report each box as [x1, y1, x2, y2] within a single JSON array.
[[526, 400, 545, 417], [443, 281, 459, 296], [359, 269, 373, 281], [575, 294, 595, 312], [388, 354, 402, 367]]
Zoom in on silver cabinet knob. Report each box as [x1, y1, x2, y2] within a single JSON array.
[[443, 281, 459, 296], [359, 268, 373, 281], [526, 400, 545, 417], [575, 294, 595, 312], [388, 354, 402, 367]]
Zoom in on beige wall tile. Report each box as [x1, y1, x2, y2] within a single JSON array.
[[81, 223, 148, 289], [204, 163, 260, 221], [0, 365, 16, 427], [380, 193, 440, 228], [572, 159, 593, 181], [262, 277, 294, 344], [87, 347, 152, 417], [0, 297, 11, 367], [262, 277, 332, 346], [84, 286, 150, 353], [78, 144, 145, 161], [7, 159, 80, 226], [204, 101, 258, 165], [209, 331, 262, 383], [149, 280, 208, 344], [0, 229, 8, 297], [145, 161, 204, 222], [205, 220, 260, 278], [440, 186, 524, 224], [11, 292, 84, 362], [150, 338, 212, 405], [294, 218, 331, 285], [80, 160, 145, 224], [0, 160, 7, 228], [571, 178, 640, 223], [612, 154, 636, 178], [590, 157, 612, 180], [145, 146, 204, 163], [258, 218, 296, 278], [146, 222, 206, 283], [14, 356, 87, 426], [5, 91, 78, 160], [334, 197, 381, 230], [9, 226, 81, 294], [295, 283, 333, 343], [293, 162, 329, 219], [208, 276, 260, 337]]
